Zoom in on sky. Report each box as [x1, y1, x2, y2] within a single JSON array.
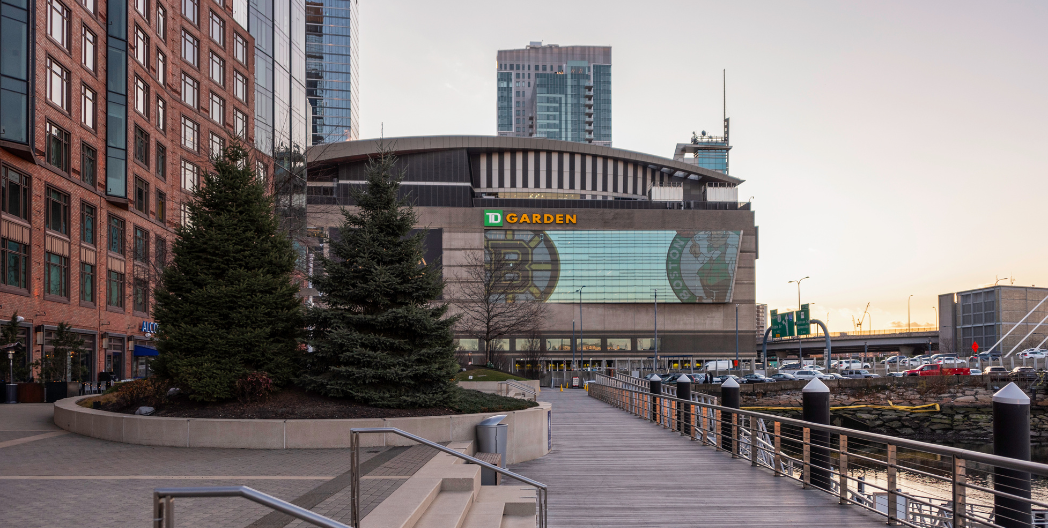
[[355, 0, 1048, 332]]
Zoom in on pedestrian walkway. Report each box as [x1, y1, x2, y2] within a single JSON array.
[[510, 389, 886, 528]]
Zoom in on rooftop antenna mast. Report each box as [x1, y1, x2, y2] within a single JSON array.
[[723, 69, 726, 123]]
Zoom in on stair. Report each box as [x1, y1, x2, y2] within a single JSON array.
[[361, 441, 537, 528]]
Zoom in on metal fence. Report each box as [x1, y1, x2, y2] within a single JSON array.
[[589, 374, 1048, 528]]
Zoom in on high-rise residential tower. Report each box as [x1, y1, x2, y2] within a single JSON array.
[[497, 43, 611, 146], [306, 0, 359, 145]]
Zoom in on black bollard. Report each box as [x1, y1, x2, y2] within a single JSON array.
[[802, 378, 832, 491], [677, 374, 692, 435], [993, 382, 1031, 528], [649, 375, 662, 424], [721, 377, 740, 453]]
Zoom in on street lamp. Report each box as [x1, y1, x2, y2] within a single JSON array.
[[789, 277, 808, 362], [788, 276, 809, 312], [932, 306, 938, 331], [651, 288, 659, 373], [575, 286, 586, 372], [908, 295, 913, 332]]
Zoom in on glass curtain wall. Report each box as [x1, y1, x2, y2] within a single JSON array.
[[305, 0, 357, 144]]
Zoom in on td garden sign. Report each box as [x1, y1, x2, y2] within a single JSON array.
[[480, 209, 743, 304], [484, 209, 576, 226]]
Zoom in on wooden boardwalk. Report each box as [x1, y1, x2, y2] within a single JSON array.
[[510, 389, 886, 528]]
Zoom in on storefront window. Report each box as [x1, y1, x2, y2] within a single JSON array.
[[453, 339, 478, 351], [637, 338, 662, 351], [606, 338, 631, 351]]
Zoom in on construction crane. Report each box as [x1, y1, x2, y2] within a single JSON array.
[[856, 303, 871, 334]]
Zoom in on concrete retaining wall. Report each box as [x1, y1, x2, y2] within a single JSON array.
[[54, 397, 552, 464], [457, 380, 541, 399]]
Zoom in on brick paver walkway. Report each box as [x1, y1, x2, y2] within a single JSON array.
[[0, 403, 421, 528]]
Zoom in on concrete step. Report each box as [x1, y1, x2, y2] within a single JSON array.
[[413, 491, 474, 528], [462, 486, 536, 528], [499, 515, 535, 528]]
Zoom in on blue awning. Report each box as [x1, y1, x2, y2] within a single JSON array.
[[133, 345, 158, 357]]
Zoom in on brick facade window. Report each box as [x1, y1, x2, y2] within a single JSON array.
[[157, 96, 166, 130], [134, 77, 149, 117], [45, 187, 70, 235], [81, 143, 97, 186], [47, 0, 70, 49], [134, 26, 149, 65], [181, 30, 199, 67], [209, 52, 224, 86], [155, 142, 166, 179], [3, 167, 30, 221], [107, 270, 125, 308], [82, 26, 96, 71], [209, 10, 224, 46], [209, 92, 224, 125], [80, 202, 96, 245], [45, 253, 69, 298], [134, 177, 150, 215], [182, 0, 198, 24], [234, 33, 247, 64], [134, 125, 150, 165], [155, 235, 167, 268], [133, 276, 148, 312], [181, 115, 199, 151], [133, 226, 149, 262], [156, 190, 166, 222], [157, 5, 166, 39], [233, 71, 247, 102], [180, 159, 198, 190], [157, 51, 166, 86], [80, 262, 95, 303], [82, 84, 97, 129], [234, 109, 246, 139], [1, 239, 28, 289], [107, 214, 125, 255], [45, 122, 71, 172], [46, 58, 70, 111], [181, 73, 198, 108]]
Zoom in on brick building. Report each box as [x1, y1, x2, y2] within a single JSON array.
[[0, 0, 266, 382]]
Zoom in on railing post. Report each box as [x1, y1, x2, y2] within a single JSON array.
[[721, 377, 740, 453], [153, 492, 162, 528], [748, 416, 757, 467], [802, 427, 811, 489], [351, 431, 360, 528], [649, 375, 661, 424], [887, 444, 898, 526], [993, 382, 1032, 528], [731, 413, 740, 458], [774, 421, 783, 477], [839, 435, 848, 504], [714, 409, 722, 450], [802, 378, 832, 491], [953, 457, 966, 528], [677, 375, 692, 436]]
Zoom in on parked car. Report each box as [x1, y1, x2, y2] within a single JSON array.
[[834, 359, 872, 369], [1019, 349, 1048, 359], [1011, 366, 1037, 378], [824, 373, 848, 380], [882, 356, 902, 364], [769, 372, 798, 382], [740, 373, 775, 384], [886, 371, 906, 377], [842, 369, 879, 379], [793, 370, 834, 381], [982, 366, 1008, 375], [936, 358, 969, 367], [778, 362, 803, 371], [905, 363, 972, 376], [711, 374, 741, 384]]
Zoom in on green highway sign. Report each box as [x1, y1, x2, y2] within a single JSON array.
[[796, 303, 811, 336], [771, 309, 797, 338]]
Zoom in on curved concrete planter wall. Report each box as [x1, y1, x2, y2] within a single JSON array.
[[54, 396, 552, 464]]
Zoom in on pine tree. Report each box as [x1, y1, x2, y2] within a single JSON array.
[[151, 144, 304, 402], [300, 151, 459, 408]]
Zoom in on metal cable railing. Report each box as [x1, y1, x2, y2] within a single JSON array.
[[589, 374, 1048, 528], [349, 427, 547, 528], [152, 486, 349, 528]]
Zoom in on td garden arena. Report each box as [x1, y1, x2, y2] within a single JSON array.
[[306, 136, 757, 371]]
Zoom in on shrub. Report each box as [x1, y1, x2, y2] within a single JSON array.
[[451, 388, 538, 414], [111, 378, 171, 409], [236, 371, 275, 403]]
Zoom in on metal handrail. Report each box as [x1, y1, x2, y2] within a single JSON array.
[[499, 380, 538, 400], [350, 427, 547, 528], [589, 374, 1048, 528], [152, 486, 349, 528]]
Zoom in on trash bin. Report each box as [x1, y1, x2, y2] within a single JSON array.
[[476, 415, 508, 485]]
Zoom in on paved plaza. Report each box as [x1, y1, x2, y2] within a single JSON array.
[[0, 403, 437, 527]]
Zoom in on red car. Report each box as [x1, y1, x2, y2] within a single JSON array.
[[904, 363, 972, 376]]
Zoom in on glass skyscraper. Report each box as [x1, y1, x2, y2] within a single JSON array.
[[306, 0, 359, 144], [249, 0, 308, 156], [497, 43, 612, 146]]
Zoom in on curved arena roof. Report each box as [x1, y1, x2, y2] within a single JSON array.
[[307, 135, 742, 186]]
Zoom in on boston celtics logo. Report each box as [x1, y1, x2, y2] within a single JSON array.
[[666, 230, 742, 303]]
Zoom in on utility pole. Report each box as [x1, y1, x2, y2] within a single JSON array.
[[735, 304, 739, 367]]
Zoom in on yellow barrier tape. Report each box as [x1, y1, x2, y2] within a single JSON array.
[[742, 402, 941, 413]]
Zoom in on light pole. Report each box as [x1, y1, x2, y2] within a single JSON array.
[[575, 286, 586, 371], [735, 304, 739, 368], [788, 276, 809, 312], [651, 288, 658, 373], [908, 294, 913, 332], [932, 305, 938, 331], [789, 277, 808, 363]]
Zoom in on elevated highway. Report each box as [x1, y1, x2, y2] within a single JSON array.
[[764, 328, 938, 358]]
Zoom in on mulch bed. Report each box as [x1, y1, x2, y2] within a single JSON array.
[[100, 386, 460, 420]]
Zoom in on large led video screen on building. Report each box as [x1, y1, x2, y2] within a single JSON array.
[[484, 230, 742, 303]]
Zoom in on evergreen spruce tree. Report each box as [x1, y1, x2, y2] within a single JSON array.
[[151, 144, 304, 402], [300, 152, 459, 408]]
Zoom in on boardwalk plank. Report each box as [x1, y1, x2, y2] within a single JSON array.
[[510, 390, 886, 527]]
